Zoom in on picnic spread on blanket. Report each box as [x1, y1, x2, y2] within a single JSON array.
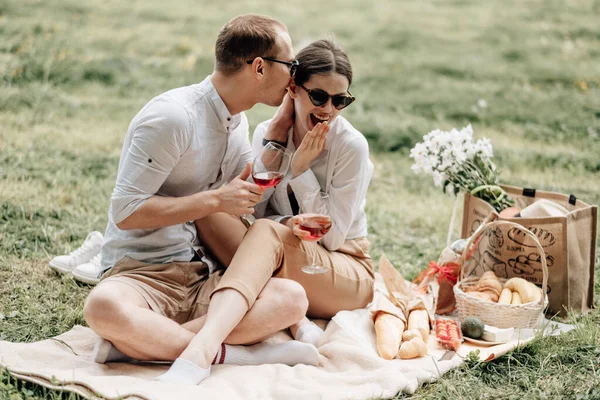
[[1, 125, 596, 399]]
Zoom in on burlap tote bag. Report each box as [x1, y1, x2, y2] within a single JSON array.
[[461, 184, 597, 316]]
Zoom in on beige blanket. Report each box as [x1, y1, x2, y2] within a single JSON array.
[[1, 303, 572, 400]]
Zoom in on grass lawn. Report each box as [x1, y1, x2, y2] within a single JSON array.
[[1, 0, 599, 398]]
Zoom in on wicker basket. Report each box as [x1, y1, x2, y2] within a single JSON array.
[[453, 220, 548, 329]]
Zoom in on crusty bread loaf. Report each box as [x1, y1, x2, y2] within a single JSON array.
[[478, 278, 503, 297], [374, 313, 405, 360], [467, 271, 502, 302], [407, 309, 430, 343], [469, 291, 496, 302]]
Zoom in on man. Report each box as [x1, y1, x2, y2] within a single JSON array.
[[83, 14, 318, 386]]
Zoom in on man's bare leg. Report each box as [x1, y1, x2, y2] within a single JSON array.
[[84, 281, 193, 361], [84, 278, 310, 361], [195, 212, 247, 267]]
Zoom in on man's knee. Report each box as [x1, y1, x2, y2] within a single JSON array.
[[264, 279, 308, 320], [83, 285, 127, 331]]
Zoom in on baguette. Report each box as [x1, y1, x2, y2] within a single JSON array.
[[374, 313, 405, 360], [407, 309, 430, 343]]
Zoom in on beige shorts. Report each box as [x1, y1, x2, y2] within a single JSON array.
[[99, 257, 223, 324]]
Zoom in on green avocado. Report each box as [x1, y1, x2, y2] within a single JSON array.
[[462, 317, 485, 339]]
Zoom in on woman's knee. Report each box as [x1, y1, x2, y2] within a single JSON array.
[[249, 218, 279, 234], [249, 218, 295, 241]]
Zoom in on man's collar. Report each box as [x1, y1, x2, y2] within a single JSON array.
[[203, 76, 241, 132]]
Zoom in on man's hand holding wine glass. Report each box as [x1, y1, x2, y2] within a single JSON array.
[[216, 162, 264, 216]]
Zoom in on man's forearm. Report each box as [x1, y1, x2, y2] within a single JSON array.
[[116, 190, 221, 231], [264, 94, 294, 142], [264, 118, 290, 142]]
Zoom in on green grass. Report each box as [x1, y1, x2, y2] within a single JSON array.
[[1, 0, 600, 398]]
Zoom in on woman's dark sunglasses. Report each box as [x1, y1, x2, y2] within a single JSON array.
[[298, 84, 355, 110], [246, 57, 299, 77]]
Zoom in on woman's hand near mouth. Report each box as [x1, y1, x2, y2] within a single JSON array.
[[290, 122, 329, 178]]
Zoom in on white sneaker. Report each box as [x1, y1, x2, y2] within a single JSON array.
[[49, 231, 103, 274], [72, 253, 104, 285]]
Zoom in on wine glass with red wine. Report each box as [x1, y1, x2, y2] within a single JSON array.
[[252, 142, 291, 189], [300, 192, 332, 275]]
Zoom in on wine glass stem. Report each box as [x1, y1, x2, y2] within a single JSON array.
[[312, 242, 318, 267]]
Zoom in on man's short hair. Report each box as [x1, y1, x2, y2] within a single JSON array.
[[215, 14, 287, 76]]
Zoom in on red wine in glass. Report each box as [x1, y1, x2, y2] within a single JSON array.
[[253, 171, 284, 189], [242, 142, 291, 221], [299, 220, 332, 240]]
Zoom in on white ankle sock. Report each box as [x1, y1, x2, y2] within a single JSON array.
[[213, 341, 320, 366], [294, 321, 324, 346], [156, 358, 211, 385], [92, 338, 134, 364]]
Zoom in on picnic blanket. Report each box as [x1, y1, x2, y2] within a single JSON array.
[[0, 308, 574, 400], [0, 272, 575, 400]]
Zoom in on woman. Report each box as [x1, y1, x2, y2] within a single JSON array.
[[198, 39, 375, 341]]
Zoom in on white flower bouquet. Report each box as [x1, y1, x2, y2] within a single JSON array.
[[409, 125, 513, 212]]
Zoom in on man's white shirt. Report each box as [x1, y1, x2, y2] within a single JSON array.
[[101, 76, 252, 272]]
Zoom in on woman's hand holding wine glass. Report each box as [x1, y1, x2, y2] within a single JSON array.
[[288, 192, 332, 274], [286, 214, 332, 241]]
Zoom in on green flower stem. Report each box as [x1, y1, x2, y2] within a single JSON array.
[[470, 184, 503, 196], [469, 184, 513, 212]]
